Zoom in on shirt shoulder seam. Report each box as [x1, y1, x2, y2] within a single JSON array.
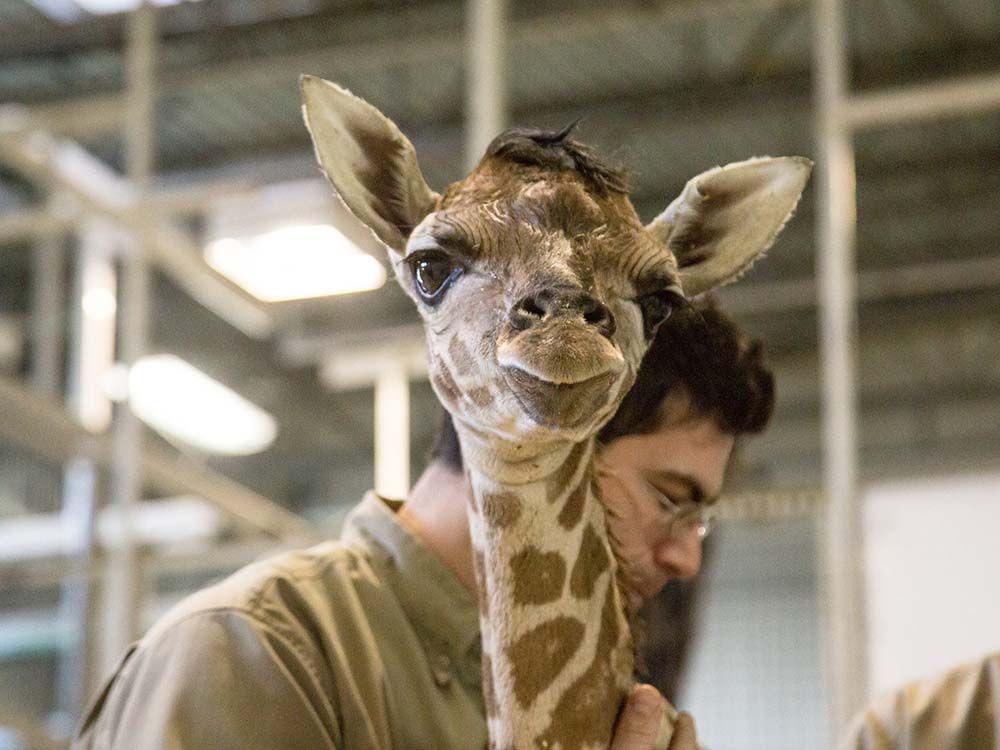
[[144, 605, 326, 686]]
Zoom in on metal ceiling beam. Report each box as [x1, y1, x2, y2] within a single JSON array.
[[846, 71, 1000, 128], [0, 373, 316, 541], [0, 206, 66, 244], [5, 0, 805, 63], [0, 121, 274, 338], [0, 178, 259, 246], [8, 2, 999, 152], [3, 0, 425, 59], [719, 253, 1000, 316], [13, 93, 124, 140], [2, 0, 809, 141]]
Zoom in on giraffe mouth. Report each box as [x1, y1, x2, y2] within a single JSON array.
[[501, 366, 618, 430], [496, 320, 625, 385]]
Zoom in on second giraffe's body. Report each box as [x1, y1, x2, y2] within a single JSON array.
[[302, 76, 810, 750]]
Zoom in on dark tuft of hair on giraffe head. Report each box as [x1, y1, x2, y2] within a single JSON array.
[[484, 123, 630, 196]]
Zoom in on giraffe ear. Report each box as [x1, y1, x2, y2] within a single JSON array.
[[300, 75, 440, 254], [646, 156, 812, 297]]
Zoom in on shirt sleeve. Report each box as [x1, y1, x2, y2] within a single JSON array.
[[73, 609, 340, 750]]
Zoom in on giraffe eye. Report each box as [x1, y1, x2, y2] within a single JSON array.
[[409, 251, 464, 306], [637, 290, 683, 338]]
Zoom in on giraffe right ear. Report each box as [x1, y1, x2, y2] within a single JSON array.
[[645, 156, 812, 297], [300, 75, 440, 253]]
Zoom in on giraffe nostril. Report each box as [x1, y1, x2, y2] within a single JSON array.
[[509, 296, 547, 331], [583, 301, 616, 338], [520, 297, 546, 319], [509, 289, 616, 338]]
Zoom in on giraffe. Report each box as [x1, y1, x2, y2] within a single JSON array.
[[301, 76, 810, 750]]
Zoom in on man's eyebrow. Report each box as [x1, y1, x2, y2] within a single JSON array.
[[648, 470, 717, 506]]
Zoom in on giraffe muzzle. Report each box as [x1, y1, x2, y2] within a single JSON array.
[[500, 364, 619, 431]]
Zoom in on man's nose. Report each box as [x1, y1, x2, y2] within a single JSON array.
[[655, 530, 703, 581]]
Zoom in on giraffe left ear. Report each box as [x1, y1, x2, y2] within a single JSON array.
[[300, 75, 440, 254], [646, 156, 812, 297]]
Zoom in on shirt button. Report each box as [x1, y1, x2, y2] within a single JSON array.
[[431, 654, 453, 687]]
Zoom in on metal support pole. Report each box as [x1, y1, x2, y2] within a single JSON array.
[[465, 0, 506, 170], [100, 1, 157, 676], [52, 457, 101, 738], [69, 220, 118, 434], [52, 217, 117, 729], [29, 206, 65, 398], [374, 365, 410, 499], [812, 0, 868, 732]]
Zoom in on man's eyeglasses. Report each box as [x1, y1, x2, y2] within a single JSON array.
[[643, 480, 715, 540]]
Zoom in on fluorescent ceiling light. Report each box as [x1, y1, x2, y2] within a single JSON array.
[[205, 224, 386, 302], [72, 0, 195, 16], [129, 354, 277, 455]]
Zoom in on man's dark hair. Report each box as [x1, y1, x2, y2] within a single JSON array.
[[429, 298, 774, 472], [598, 298, 774, 443], [429, 409, 465, 473]]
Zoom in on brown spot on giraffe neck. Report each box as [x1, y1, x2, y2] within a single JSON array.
[[545, 441, 587, 503], [432, 358, 461, 408], [508, 616, 585, 710], [557, 478, 588, 530], [480, 491, 523, 529], [467, 385, 494, 408], [473, 547, 489, 617], [482, 653, 499, 718], [511, 547, 567, 606], [536, 580, 624, 749], [570, 522, 611, 600], [449, 335, 476, 377]]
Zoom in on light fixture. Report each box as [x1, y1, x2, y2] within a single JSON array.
[[205, 224, 387, 302], [128, 354, 277, 455], [74, 0, 195, 16]]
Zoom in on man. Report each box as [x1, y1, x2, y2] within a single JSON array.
[[73, 302, 774, 750]]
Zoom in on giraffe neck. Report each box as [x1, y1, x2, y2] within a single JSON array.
[[458, 428, 635, 750]]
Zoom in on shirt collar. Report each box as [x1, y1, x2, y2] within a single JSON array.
[[341, 492, 482, 679]]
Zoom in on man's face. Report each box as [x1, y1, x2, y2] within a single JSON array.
[[595, 392, 735, 611]]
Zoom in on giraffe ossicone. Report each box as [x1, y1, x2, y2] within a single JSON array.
[[301, 75, 811, 750]]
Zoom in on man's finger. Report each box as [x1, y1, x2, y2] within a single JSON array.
[[667, 712, 697, 750], [611, 684, 664, 750]]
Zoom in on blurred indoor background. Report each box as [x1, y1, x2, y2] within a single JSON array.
[[1, 0, 998, 748]]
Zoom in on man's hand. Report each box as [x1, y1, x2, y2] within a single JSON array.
[[610, 684, 698, 750]]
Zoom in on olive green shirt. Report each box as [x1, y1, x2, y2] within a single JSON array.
[[73, 492, 488, 750]]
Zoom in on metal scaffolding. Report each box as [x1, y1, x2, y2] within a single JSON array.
[[0, 9, 314, 738], [811, 0, 1000, 732]]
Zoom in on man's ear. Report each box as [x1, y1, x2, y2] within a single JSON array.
[[300, 75, 440, 253], [646, 157, 812, 297]]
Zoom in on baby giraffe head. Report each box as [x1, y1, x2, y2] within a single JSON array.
[[302, 76, 810, 448]]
